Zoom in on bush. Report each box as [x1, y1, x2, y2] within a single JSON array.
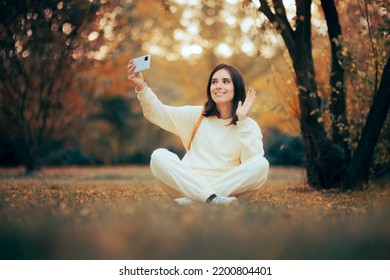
[[264, 127, 304, 166]]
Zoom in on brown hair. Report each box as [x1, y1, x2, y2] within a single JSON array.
[[203, 63, 246, 125]]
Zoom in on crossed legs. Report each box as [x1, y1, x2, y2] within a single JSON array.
[[150, 148, 269, 202]]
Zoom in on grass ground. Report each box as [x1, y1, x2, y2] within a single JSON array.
[[0, 165, 389, 260]]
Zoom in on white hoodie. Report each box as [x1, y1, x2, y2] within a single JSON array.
[[137, 86, 265, 178]]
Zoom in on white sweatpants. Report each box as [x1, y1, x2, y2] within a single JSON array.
[[150, 148, 269, 202]]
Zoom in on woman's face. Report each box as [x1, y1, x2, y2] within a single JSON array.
[[210, 68, 234, 106]]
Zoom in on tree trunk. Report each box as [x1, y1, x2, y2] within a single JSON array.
[[320, 0, 351, 167], [294, 57, 345, 189], [258, 0, 348, 189], [343, 57, 390, 190]]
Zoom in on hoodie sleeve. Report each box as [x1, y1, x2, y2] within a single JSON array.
[[237, 118, 265, 162], [136, 86, 203, 148]]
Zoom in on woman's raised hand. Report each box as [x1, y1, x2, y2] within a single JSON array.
[[236, 89, 256, 121], [127, 59, 146, 91]]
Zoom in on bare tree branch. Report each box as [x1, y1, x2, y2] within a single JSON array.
[[259, 0, 296, 59]]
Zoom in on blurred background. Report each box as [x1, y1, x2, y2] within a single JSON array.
[[0, 0, 388, 174]]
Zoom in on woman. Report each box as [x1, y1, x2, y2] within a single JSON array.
[[127, 60, 269, 205]]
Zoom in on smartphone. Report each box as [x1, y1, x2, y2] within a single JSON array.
[[133, 54, 151, 73]]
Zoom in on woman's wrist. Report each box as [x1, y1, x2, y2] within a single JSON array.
[[237, 115, 247, 122], [237, 117, 249, 124], [135, 82, 146, 92]]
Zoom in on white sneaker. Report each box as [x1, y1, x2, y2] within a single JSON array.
[[174, 197, 194, 205], [210, 195, 238, 205]]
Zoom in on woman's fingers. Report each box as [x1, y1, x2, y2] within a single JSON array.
[[127, 60, 139, 80], [127, 59, 135, 69], [127, 58, 146, 91], [127, 60, 138, 74], [248, 89, 256, 98], [243, 89, 256, 107]]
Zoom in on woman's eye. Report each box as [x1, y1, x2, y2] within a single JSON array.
[[211, 79, 230, 85]]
